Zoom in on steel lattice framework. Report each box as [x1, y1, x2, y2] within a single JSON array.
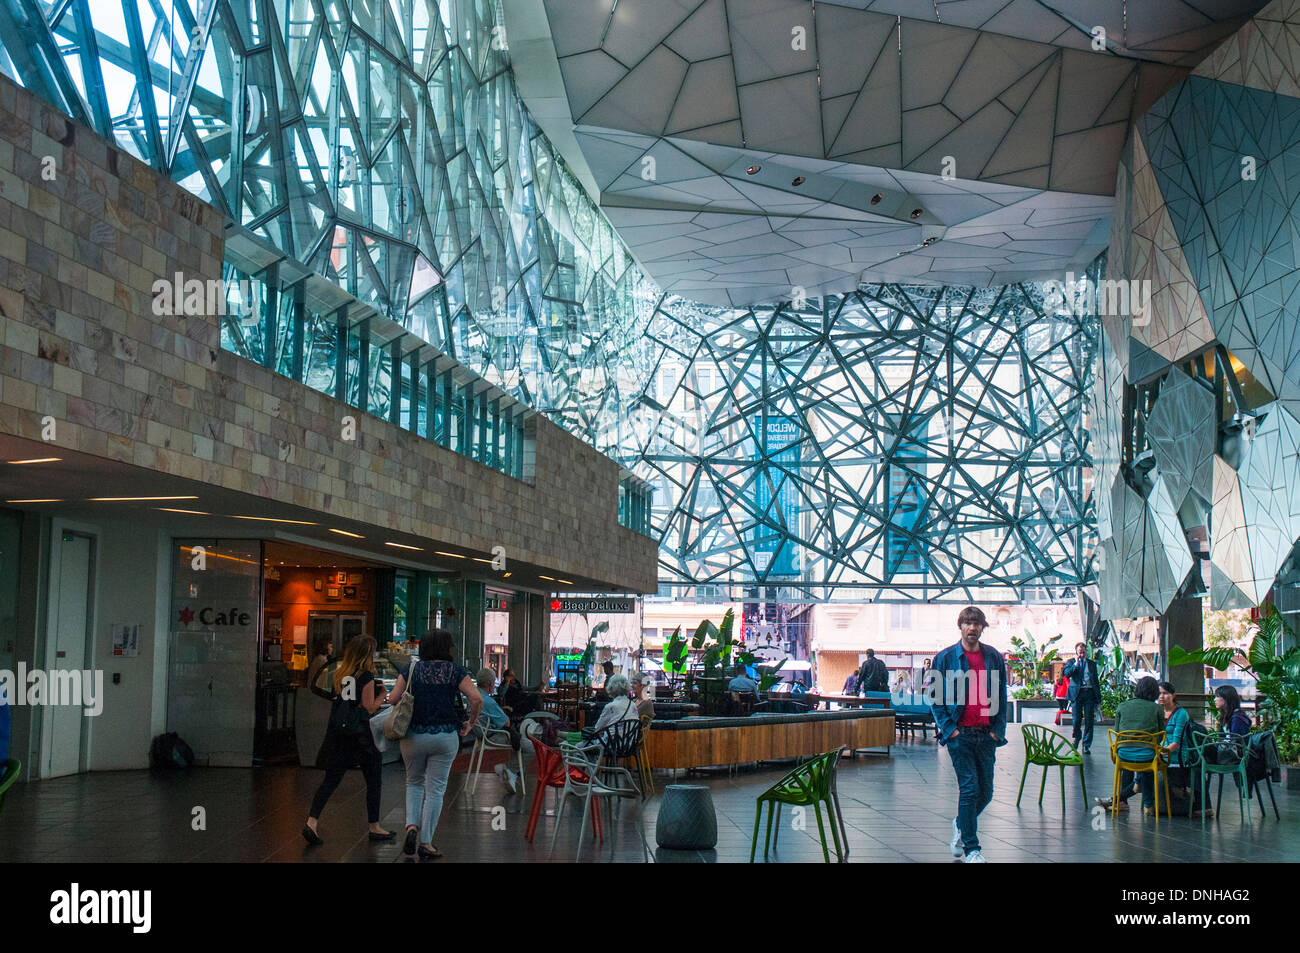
[[631, 283, 1097, 601], [0, 0, 1097, 599]]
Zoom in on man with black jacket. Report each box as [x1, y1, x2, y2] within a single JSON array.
[[1062, 642, 1102, 753], [857, 649, 889, 694]]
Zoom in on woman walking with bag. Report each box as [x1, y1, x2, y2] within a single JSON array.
[[302, 635, 394, 845], [383, 629, 482, 859]]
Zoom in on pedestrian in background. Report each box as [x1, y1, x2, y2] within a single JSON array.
[[303, 635, 393, 846], [386, 629, 482, 860], [1062, 642, 1101, 753]]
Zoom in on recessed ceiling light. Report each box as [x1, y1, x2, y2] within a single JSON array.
[[227, 515, 317, 525], [471, 557, 494, 564], [6, 498, 61, 503], [7, 457, 61, 464], [746, 164, 761, 175], [329, 528, 365, 539], [502, 572, 512, 578], [910, 208, 923, 219], [557, 579, 574, 586], [870, 193, 882, 205], [385, 542, 423, 551], [539, 575, 556, 582], [435, 551, 466, 559], [791, 176, 805, 186], [89, 495, 199, 502], [158, 508, 209, 515]]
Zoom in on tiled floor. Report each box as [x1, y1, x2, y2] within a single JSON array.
[[1, 726, 1294, 863]]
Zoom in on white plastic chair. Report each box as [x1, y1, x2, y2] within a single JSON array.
[[548, 741, 642, 860], [467, 713, 525, 797]]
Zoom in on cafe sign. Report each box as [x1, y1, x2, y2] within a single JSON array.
[[550, 597, 636, 614]]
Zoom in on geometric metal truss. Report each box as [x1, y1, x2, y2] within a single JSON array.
[[626, 279, 1098, 601], [0, 0, 1099, 600], [0, 0, 654, 421]]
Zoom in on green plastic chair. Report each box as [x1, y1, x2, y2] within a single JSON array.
[[1188, 731, 1252, 825], [0, 759, 21, 815], [749, 747, 845, 863], [1016, 725, 1088, 810]]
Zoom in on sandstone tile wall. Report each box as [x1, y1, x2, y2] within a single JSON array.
[[0, 73, 657, 592]]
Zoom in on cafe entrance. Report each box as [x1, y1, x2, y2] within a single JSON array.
[[258, 542, 389, 765]]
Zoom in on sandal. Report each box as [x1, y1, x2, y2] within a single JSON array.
[[417, 844, 442, 860]]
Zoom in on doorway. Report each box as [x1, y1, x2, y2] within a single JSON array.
[[307, 611, 368, 658], [42, 529, 95, 778]]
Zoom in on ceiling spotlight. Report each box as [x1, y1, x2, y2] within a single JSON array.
[[745, 164, 761, 175], [791, 176, 805, 186], [921, 236, 938, 247], [910, 208, 923, 219], [870, 193, 883, 205]]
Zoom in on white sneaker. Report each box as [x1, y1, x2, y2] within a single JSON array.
[[495, 763, 518, 795], [963, 849, 987, 863], [504, 768, 518, 795], [950, 818, 963, 857]]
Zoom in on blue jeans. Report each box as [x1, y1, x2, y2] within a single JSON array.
[[400, 731, 459, 839], [1117, 746, 1156, 808], [949, 730, 996, 854], [1072, 698, 1095, 748]]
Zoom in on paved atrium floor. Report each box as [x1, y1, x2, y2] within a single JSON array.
[[2, 727, 1293, 863]]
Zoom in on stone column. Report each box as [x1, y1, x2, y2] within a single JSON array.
[[1161, 594, 1204, 697]]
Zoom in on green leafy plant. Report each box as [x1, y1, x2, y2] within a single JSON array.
[[576, 619, 609, 685], [1100, 680, 1133, 720], [1008, 629, 1062, 698]]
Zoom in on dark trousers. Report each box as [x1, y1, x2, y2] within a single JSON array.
[[1118, 768, 1155, 808], [949, 730, 996, 854], [309, 753, 383, 823], [1072, 698, 1096, 748], [1167, 764, 1203, 809]]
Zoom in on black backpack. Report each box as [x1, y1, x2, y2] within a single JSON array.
[[1179, 715, 1208, 760], [149, 732, 195, 769]]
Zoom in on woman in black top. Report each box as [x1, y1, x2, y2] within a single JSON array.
[[302, 635, 394, 845]]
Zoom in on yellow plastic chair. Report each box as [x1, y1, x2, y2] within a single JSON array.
[[1107, 729, 1171, 823], [637, 714, 655, 796]]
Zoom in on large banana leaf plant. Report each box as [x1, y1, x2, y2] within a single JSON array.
[[1169, 602, 1300, 735]]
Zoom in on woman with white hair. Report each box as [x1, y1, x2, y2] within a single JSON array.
[[629, 672, 655, 720], [586, 674, 640, 736]]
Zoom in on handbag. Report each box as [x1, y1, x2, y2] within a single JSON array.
[[369, 708, 391, 752], [330, 695, 368, 738], [384, 660, 419, 741]]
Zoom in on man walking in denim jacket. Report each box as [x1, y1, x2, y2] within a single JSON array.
[[926, 606, 1008, 863]]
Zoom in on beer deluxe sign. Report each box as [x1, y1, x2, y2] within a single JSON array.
[[549, 597, 636, 614]]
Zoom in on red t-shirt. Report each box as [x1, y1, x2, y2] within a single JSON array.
[[958, 648, 990, 727]]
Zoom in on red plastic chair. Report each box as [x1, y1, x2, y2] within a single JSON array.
[[525, 736, 602, 842]]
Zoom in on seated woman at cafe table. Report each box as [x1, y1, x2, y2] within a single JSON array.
[[1158, 680, 1211, 819], [581, 674, 640, 740], [630, 672, 655, 721], [1095, 676, 1165, 816]]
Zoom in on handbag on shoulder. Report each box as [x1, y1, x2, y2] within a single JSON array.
[[384, 660, 419, 741], [329, 695, 368, 738]]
